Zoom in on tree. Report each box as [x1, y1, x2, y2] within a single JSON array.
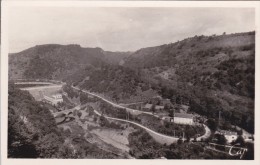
[[8, 113, 39, 158], [169, 109, 174, 117], [151, 104, 156, 114], [177, 138, 183, 144], [215, 134, 227, 145], [207, 118, 218, 132], [80, 93, 88, 104], [99, 115, 108, 127], [234, 135, 245, 146], [77, 111, 82, 118]]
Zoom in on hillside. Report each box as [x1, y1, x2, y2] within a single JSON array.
[[9, 44, 130, 80], [8, 83, 74, 158], [8, 83, 124, 158], [123, 31, 255, 133]]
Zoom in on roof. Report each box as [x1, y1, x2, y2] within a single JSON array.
[[152, 95, 163, 100], [155, 105, 164, 110], [144, 104, 153, 109], [162, 99, 172, 105], [174, 113, 193, 119], [181, 105, 189, 110], [44, 92, 62, 99]]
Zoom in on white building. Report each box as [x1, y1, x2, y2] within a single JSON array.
[[218, 130, 238, 143], [155, 105, 164, 111], [174, 113, 194, 125], [43, 93, 63, 106], [143, 104, 153, 111], [62, 92, 68, 97]]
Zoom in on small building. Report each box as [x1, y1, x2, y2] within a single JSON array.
[[174, 113, 194, 125], [43, 93, 63, 106], [155, 105, 164, 111], [162, 116, 174, 122], [218, 130, 238, 143], [180, 105, 189, 112], [151, 95, 163, 104], [162, 99, 173, 106], [62, 92, 68, 97], [143, 103, 153, 111]]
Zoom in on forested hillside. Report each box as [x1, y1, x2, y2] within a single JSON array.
[[9, 44, 130, 80], [123, 31, 255, 133], [8, 83, 74, 158], [8, 83, 120, 158]]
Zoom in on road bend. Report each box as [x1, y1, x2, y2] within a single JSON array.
[[92, 109, 178, 145]]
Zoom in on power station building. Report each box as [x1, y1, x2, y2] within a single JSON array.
[[174, 113, 194, 125], [43, 93, 63, 106]]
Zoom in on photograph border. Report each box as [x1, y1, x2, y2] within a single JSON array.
[[1, 1, 260, 165]]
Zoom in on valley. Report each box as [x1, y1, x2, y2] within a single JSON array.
[[8, 31, 255, 159]]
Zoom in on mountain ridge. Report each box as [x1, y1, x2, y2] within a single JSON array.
[[9, 31, 255, 133]]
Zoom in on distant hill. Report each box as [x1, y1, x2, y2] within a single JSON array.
[[9, 44, 130, 80]]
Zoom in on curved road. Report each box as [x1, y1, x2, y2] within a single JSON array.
[[92, 109, 179, 145], [72, 86, 212, 143], [72, 86, 156, 116], [197, 124, 211, 141], [16, 80, 211, 144]]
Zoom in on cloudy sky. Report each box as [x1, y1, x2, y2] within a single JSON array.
[[8, 7, 255, 53]]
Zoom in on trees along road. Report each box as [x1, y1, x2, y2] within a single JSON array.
[[92, 109, 179, 145], [72, 85, 211, 145], [72, 86, 157, 116]]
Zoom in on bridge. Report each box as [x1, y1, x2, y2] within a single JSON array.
[[53, 105, 81, 118]]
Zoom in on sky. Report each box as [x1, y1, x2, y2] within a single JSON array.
[[8, 7, 255, 53]]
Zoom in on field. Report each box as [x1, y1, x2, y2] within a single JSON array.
[[91, 127, 134, 153]]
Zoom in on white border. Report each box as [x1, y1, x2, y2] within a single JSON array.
[[1, 1, 260, 165]]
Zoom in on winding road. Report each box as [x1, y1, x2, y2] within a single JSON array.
[[92, 109, 179, 145], [15, 80, 211, 145], [71, 85, 211, 144], [72, 86, 157, 116]]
